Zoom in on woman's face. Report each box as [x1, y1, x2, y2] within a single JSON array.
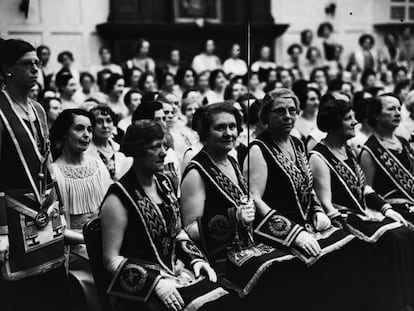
[[112, 78, 125, 97], [81, 76, 93, 92], [280, 70, 293, 89], [394, 70, 407, 83], [314, 70, 326, 86], [128, 92, 142, 114], [215, 72, 227, 89], [163, 103, 175, 128], [130, 69, 142, 87], [9, 51, 39, 90], [231, 83, 243, 100], [183, 70, 195, 88], [47, 99, 62, 122], [267, 97, 297, 137], [65, 115, 92, 154], [140, 139, 167, 174], [197, 73, 210, 91], [28, 83, 40, 100], [377, 96, 401, 129], [144, 75, 156, 92], [184, 103, 198, 126], [93, 111, 114, 141], [63, 78, 78, 97], [365, 74, 376, 88], [140, 41, 150, 56], [305, 90, 320, 112], [340, 110, 358, 140], [249, 74, 260, 89], [164, 74, 175, 89], [207, 112, 238, 154]]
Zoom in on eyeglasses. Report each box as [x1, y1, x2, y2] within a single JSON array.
[[15, 59, 42, 69], [269, 107, 298, 117]]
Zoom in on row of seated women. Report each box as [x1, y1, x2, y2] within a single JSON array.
[[98, 89, 414, 311]]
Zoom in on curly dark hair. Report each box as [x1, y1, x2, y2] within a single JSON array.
[[50, 109, 95, 160], [105, 73, 124, 94], [196, 101, 243, 142], [317, 99, 352, 132], [121, 120, 164, 157]]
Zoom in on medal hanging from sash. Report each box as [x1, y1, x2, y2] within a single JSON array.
[[35, 136, 51, 228]]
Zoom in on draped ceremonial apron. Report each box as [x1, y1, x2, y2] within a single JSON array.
[[0, 91, 65, 281]]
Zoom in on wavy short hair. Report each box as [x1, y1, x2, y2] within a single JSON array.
[[317, 99, 352, 132], [366, 93, 402, 127], [121, 120, 164, 157], [260, 88, 299, 125], [50, 109, 94, 160], [196, 101, 243, 142]]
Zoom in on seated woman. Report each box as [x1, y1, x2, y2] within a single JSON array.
[[100, 120, 234, 311], [87, 105, 133, 181], [360, 94, 414, 226], [245, 88, 398, 311], [181, 102, 327, 310], [309, 98, 414, 310], [50, 109, 113, 310]]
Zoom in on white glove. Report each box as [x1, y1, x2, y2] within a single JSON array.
[[155, 278, 185, 311], [294, 231, 321, 257], [236, 200, 255, 226], [193, 261, 217, 283], [313, 212, 331, 232]]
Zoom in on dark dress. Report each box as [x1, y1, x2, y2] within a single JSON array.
[[0, 91, 67, 311], [250, 132, 400, 311], [102, 169, 236, 311], [311, 141, 414, 310], [363, 135, 414, 227], [184, 147, 355, 311]]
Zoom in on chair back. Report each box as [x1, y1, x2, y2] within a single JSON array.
[[83, 218, 112, 311]]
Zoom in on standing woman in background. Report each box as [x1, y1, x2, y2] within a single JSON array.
[[0, 39, 67, 311]]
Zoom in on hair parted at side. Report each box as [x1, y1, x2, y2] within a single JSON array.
[[196, 101, 243, 142], [260, 88, 299, 125], [121, 120, 164, 157], [317, 99, 352, 132], [49, 109, 94, 160]]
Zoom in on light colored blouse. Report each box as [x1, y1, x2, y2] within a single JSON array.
[[52, 156, 112, 230]]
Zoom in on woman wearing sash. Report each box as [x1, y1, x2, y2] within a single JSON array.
[[100, 120, 233, 311], [246, 88, 391, 311], [0, 39, 67, 311], [360, 94, 414, 226], [309, 98, 414, 310], [181, 102, 320, 310]]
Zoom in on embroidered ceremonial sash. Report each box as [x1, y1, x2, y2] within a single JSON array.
[[363, 135, 414, 204], [310, 144, 366, 214], [310, 143, 402, 243], [114, 175, 181, 274], [0, 91, 49, 204], [251, 137, 313, 220], [185, 151, 309, 296]]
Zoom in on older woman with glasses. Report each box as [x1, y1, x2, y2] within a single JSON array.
[[246, 88, 396, 311]]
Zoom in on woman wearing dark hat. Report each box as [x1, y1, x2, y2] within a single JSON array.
[[0, 39, 68, 310]]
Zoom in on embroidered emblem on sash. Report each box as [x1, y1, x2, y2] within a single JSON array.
[[208, 215, 231, 241], [267, 214, 292, 237], [227, 243, 275, 267], [119, 263, 148, 293], [181, 240, 204, 258]]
